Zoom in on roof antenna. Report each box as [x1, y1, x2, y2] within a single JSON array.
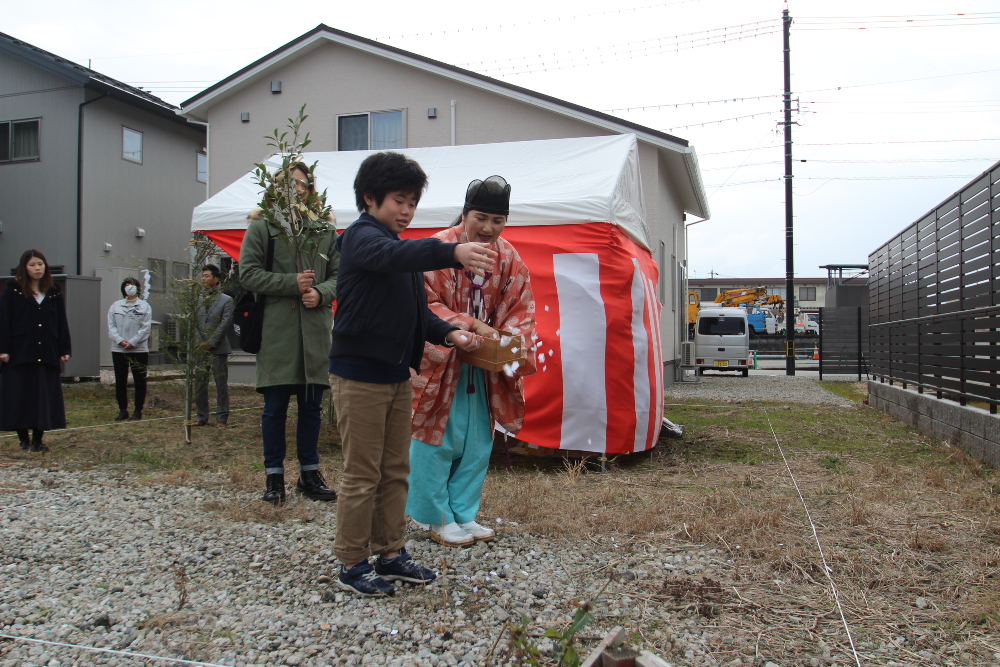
[[87, 59, 91, 68]]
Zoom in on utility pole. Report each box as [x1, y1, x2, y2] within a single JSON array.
[[782, 8, 796, 376]]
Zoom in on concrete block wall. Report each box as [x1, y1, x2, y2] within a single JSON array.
[[868, 381, 1000, 467]]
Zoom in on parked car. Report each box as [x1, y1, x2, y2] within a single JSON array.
[[694, 307, 751, 377]]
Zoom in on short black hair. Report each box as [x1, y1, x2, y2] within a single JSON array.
[[201, 264, 222, 281], [120, 277, 141, 298], [353, 152, 428, 213]]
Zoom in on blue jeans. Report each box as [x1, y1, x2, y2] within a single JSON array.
[[261, 384, 326, 474]]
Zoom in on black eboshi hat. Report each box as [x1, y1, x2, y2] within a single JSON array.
[[464, 175, 511, 217]]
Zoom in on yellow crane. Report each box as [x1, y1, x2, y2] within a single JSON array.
[[713, 286, 784, 308]]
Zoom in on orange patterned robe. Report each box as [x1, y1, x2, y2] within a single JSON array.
[[410, 226, 536, 446]]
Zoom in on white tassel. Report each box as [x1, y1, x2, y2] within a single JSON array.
[[140, 269, 151, 300]]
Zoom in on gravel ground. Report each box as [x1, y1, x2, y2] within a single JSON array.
[[0, 465, 878, 667], [664, 374, 856, 406]]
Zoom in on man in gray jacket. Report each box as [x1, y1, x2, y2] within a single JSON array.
[[194, 265, 235, 427]]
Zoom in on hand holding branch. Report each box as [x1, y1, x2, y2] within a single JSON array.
[[296, 270, 316, 294]]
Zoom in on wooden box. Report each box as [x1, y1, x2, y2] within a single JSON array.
[[458, 330, 523, 373]]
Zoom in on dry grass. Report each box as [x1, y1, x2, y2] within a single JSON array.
[[5, 380, 1000, 664], [480, 393, 1000, 664]]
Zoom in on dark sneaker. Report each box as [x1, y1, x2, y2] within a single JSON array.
[[375, 548, 437, 584], [336, 561, 394, 597]]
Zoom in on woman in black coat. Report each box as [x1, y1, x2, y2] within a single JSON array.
[[0, 249, 72, 452]]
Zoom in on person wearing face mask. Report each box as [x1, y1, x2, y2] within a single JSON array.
[[407, 176, 537, 547], [107, 276, 152, 421], [0, 249, 72, 453]]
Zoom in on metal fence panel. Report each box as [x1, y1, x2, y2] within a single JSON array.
[[819, 307, 869, 379], [868, 160, 1000, 411]]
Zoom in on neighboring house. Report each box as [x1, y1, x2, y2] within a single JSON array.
[[179, 23, 709, 384], [0, 32, 208, 371], [689, 278, 833, 308]]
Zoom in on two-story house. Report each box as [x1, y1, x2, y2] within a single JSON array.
[[0, 32, 208, 372], [180, 24, 709, 383]]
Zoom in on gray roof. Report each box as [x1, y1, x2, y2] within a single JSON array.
[[0, 31, 203, 131]]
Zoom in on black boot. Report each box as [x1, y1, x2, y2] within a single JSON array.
[[18, 439, 31, 451], [30, 432, 48, 453], [262, 473, 286, 505], [130, 409, 143, 421], [297, 469, 337, 501], [114, 409, 129, 422]]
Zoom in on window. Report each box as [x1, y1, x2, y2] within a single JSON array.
[[123, 127, 143, 163], [196, 152, 207, 183], [337, 110, 404, 151], [698, 316, 746, 336], [148, 259, 166, 290], [799, 286, 817, 302], [770, 287, 786, 299], [173, 262, 190, 281], [698, 288, 718, 302], [0, 119, 40, 162]]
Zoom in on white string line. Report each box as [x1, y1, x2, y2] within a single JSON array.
[[0, 633, 234, 667], [761, 406, 864, 667], [0, 406, 265, 439]]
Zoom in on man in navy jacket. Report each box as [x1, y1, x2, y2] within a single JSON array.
[[328, 151, 496, 597]]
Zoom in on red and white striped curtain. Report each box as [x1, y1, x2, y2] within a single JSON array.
[[208, 221, 665, 455]]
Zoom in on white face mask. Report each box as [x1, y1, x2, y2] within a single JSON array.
[[124, 285, 138, 297]]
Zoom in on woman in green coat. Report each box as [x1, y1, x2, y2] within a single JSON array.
[[240, 163, 340, 505]]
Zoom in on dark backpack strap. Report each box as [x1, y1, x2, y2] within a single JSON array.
[[265, 232, 275, 272]]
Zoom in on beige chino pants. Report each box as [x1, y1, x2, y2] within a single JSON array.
[[330, 373, 412, 565]]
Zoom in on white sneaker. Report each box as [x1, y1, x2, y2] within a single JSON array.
[[430, 522, 475, 547], [459, 521, 496, 542]]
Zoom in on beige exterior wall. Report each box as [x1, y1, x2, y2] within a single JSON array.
[[202, 40, 693, 376], [207, 42, 611, 195]]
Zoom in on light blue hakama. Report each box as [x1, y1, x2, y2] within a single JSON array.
[[406, 364, 493, 525]]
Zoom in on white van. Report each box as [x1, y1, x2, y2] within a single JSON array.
[[694, 307, 751, 377]]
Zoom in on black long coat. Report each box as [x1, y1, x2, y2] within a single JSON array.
[[0, 282, 72, 367]]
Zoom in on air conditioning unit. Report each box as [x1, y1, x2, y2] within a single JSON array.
[[164, 314, 186, 345], [681, 341, 695, 368]]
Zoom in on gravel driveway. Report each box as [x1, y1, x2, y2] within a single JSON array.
[[1, 467, 751, 667], [664, 374, 856, 406]]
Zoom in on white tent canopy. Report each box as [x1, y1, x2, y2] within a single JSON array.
[[191, 134, 650, 249]]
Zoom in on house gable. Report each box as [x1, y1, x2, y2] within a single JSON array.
[[182, 24, 708, 219]]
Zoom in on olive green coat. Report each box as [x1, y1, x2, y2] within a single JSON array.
[[240, 212, 339, 390]]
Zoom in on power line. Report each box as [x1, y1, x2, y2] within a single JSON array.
[[702, 158, 999, 170], [707, 175, 979, 187], [801, 138, 1000, 146], [602, 94, 782, 113], [797, 12, 1000, 19], [795, 21, 1000, 30], [90, 46, 259, 61], [458, 19, 778, 68], [701, 138, 1000, 155], [474, 24, 780, 75], [604, 68, 1000, 115], [373, 0, 704, 41], [662, 110, 783, 131]]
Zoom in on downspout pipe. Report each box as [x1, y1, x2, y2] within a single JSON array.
[[450, 100, 456, 146], [77, 93, 107, 276]]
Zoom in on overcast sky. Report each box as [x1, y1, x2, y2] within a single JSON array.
[[8, 0, 999, 280]]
